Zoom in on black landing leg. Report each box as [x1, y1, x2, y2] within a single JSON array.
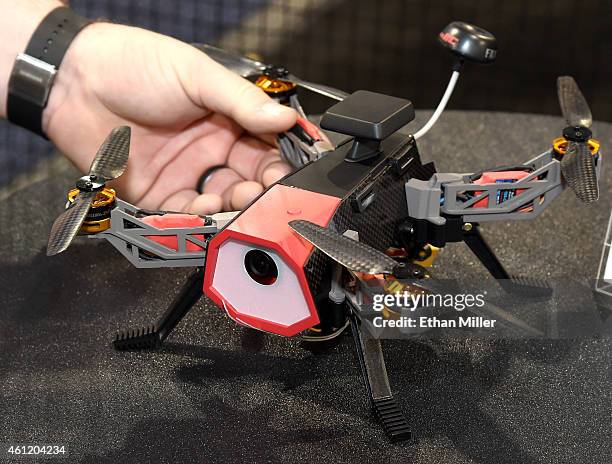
[[350, 314, 413, 443], [114, 267, 204, 351], [463, 226, 552, 298]]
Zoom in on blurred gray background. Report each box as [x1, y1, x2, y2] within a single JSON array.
[[1, 0, 610, 187]]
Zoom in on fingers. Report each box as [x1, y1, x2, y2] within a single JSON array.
[[257, 133, 280, 147], [224, 181, 264, 210], [159, 190, 198, 211], [227, 135, 293, 186], [135, 116, 286, 213], [149, 183, 259, 215], [185, 193, 224, 215], [150, 160, 278, 214], [261, 161, 292, 186], [160, 189, 223, 215], [134, 114, 239, 209], [159, 146, 286, 213], [201, 167, 264, 210], [178, 47, 298, 134]]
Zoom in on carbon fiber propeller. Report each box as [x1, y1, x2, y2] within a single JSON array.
[[199, 44, 349, 101], [47, 126, 131, 256], [557, 76, 598, 203], [558, 76, 592, 128], [89, 126, 131, 180], [289, 220, 425, 278]]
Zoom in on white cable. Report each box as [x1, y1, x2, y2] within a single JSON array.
[[414, 70, 460, 140]]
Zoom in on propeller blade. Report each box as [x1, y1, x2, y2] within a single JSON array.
[[89, 126, 131, 181], [557, 76, 592, 128], [288, 75, 348, 101], [561, 141, 599, 203], [289, 219, 399, 274], [197, 44, 348, 101], [47, 191, 96, 256], [198, 44, 267, 78]]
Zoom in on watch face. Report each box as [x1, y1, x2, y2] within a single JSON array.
[[9, 53, 57, 107]]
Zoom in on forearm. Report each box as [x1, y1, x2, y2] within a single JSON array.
[[0, 0, 65, 118]]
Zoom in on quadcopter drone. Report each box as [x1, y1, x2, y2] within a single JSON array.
[[46, 22, 601, 442]]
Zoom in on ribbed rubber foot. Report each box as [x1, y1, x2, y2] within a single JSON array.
[[373, 397, 413, 443], [113, 325, 161, 351], [502, 276, 553, 298]]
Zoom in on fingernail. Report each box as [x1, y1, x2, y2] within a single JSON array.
[[260, 102, 295, 117]]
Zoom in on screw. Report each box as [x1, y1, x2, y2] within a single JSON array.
[[463, 223, 473, 231]]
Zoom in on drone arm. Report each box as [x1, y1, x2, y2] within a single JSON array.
[[92, 199, 235, 269], [403, 153, 557, 295], [405, 151, 563, 225]]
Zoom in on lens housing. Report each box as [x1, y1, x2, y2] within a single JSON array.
[[244, 249, 278, 285]]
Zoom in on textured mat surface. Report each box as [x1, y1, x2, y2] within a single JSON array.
[[0, 111, 611, 464]]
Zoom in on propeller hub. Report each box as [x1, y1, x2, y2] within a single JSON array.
[[263, 65, 289, 79], [563, 125, 592, 143], [393, 263, 426, 280], [76, 174, 105, 192]]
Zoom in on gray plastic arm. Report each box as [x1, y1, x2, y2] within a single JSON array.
[[90, 199, 238, 269], [405, 151, 566, 224]]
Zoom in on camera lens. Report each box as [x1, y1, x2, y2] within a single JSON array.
[[244, 249, 278, 285]]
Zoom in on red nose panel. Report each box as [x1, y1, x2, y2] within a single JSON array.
[[204, 184, 341, 336]]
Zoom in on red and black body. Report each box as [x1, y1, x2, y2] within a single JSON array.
[[204, 131, 435, 336]]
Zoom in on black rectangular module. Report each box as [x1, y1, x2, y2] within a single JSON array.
[[282, 132, 414, 199]]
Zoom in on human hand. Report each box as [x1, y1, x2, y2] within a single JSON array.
[[43, 22, 298, 214]]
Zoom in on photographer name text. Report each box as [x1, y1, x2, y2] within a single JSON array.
[[371, 291, 496, 329]]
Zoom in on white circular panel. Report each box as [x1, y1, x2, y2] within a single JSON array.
[[212, 239, 311, 327]]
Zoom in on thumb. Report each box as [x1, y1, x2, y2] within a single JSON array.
[[181, 46, 298, 134]]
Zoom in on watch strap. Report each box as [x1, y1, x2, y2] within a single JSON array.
[[7, 90, 50, 138], [25, 6, 91, 66], [7, 7, 91, 137]]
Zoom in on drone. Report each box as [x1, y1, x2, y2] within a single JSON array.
[[46, 22, 601, 442]]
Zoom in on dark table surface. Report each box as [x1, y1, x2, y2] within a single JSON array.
[[1, 111, 611, 464]]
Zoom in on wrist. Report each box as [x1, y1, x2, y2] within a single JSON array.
[[42, 22, 112, 136], [0, 0, 65, 118]]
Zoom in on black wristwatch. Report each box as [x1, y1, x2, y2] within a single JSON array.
[[7, 7, 92, 138]]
